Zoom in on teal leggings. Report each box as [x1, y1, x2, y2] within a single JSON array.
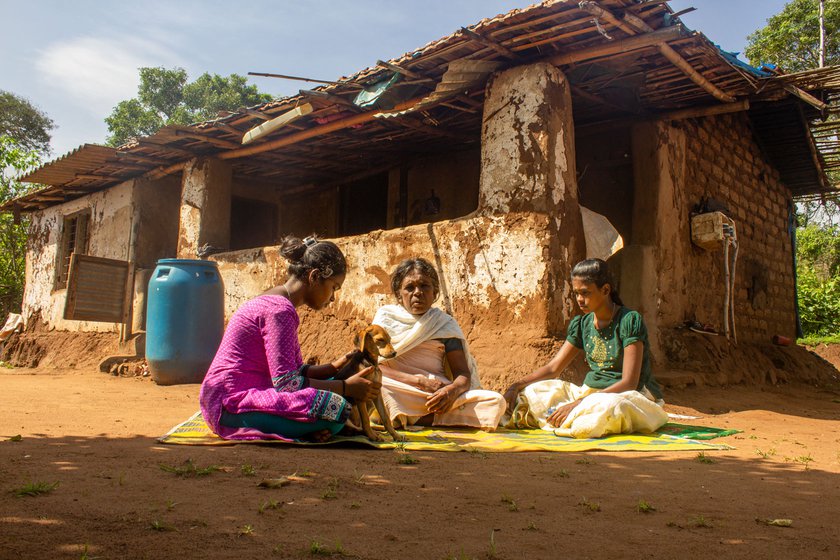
[[220, 410, 344, 439]]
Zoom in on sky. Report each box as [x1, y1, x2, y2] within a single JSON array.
[[0, 0, 789, 158]]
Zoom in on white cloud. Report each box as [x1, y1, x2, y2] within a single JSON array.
[[35, 36, 183, 119]]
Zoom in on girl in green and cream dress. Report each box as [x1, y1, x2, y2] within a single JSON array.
[[503, 259, 666, 438]]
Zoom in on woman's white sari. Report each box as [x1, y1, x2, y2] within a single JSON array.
[[373, 304, 505, 430]]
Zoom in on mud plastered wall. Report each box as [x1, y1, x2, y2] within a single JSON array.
[[24, 181, 135, 332], [653, 113, 814, 385], [214, 212, 563, 391]]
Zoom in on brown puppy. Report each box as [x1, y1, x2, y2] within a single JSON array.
[[336, 325, 401, 442]]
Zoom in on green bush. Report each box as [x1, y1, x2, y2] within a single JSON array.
[[797, 224, 840, 337]]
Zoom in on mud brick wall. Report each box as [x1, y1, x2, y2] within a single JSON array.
[[681, 112, 796, 344]]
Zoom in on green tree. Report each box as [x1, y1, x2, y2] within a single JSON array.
[[0, 91, 55, 155], [1, 136, 41, 316], [745, 0, 839, 72], [105, 67, 273, 146]]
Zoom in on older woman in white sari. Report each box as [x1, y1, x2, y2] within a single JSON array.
[[373, 258, 506, 431]]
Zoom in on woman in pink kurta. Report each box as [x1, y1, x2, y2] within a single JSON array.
[[199, 236, 379, 442]]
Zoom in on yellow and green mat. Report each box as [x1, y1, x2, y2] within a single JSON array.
[[158, 412, 737, 452]]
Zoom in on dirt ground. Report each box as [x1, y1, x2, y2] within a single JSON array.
[[2, 353, 840, 560]]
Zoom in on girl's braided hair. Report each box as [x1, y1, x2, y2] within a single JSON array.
[[280, 235, 346, 281]]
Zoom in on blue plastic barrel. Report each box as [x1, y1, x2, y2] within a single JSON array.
[[146, 259, 224, 385]]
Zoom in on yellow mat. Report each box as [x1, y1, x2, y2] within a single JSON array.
[[158, 412, 732, 452]]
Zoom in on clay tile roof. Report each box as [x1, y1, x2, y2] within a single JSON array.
[[4, 0, 837, 211]]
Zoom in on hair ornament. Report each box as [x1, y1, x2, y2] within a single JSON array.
[[303, 236, 318, 248]]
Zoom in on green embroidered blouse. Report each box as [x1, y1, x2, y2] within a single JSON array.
[[565, 307, 662, 399]]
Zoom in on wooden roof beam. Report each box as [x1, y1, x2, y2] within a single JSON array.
[[137, 139, 202, 158], [458, 27, 519, 60], [114, 151, 170, 165], [782, 84, 829, 117], [656, 44, 736, 103], [171, 129, 240, 149], [571, 85, 639, 114], [386, 116, 477, 143], [575, 4, 734, 103], [546, 26, 683, 66], [74, 174, 117, 181], [578, 1, 638, 36]]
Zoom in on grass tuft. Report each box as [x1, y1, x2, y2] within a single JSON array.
[[636, 499, 656, 513], [501, 494, 518, 512], [690, 515, 713, 528], [159, 458, 221, 478], [321, 477, 339, 500], [259, 499, 282, 514], [13, 481, 59, 497], [578, 497, 601, 512], [695, 452, 716, 464], [308, 540, 331, 556], [149, 519, 175, 532], [237, 524, 255, 537]]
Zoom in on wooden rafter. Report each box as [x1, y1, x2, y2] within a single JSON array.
[[546, 26, 682, 66], [458, 27, 519, 60]]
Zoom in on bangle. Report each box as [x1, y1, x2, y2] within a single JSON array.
[[340, 379, 346, 396]]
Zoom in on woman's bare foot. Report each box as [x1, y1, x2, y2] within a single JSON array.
[[306, 429, 333, 443]]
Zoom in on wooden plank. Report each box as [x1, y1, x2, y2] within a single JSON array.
[[120, 262, 135, 342], [63, 254, 132, 323], [241, 103, 314, 145]]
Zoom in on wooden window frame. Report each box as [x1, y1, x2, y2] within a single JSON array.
[[54, 209, 91, 290]]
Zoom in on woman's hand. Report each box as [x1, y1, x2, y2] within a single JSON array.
[[415, 374, 447, 393], [425, 384, 462, 414], [502, 383, 522, 411], [344, 367, 381, 402], [546, 398, 582, 428]]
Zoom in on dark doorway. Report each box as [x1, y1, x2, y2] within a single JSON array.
[[230, 196, 278, 250], [338, 172, 388, 236], [575, 125, 634, 242]]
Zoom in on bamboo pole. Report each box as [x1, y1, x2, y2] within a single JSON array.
[[241, 103, 314, 145], [248, 71, 363, 88], [656, 43, 736, 103], [213, 96, 425, 161]]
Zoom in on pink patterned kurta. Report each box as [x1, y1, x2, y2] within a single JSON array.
[[199, 295, 347, 440]]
